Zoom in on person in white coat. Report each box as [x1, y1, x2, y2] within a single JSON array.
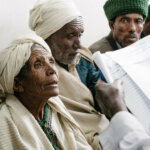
[[95, 79, 150, 150]]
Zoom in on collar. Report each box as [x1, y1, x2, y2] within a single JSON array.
[[115, 41, 122, 49]]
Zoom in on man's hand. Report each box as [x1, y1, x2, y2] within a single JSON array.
[[95, 79, 128, 120]]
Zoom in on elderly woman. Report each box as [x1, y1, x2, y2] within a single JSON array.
[[0, 34, 92, 150]]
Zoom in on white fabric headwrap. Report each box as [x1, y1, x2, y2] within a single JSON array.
[[29, 0, 81, 40], [0, 34, 51, 96]]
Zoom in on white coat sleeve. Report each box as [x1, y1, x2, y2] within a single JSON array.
[[99, 111, 150, 150]]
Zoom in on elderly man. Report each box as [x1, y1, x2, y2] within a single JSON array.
[[89, 0, 149, 53], [29, 0, 108, 149]]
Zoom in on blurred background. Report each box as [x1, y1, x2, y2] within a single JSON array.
[[0, 0, 149, 50]]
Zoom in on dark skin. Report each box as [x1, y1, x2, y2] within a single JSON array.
[[45, 17, 84, 68], [95, 79, 128, 120], [13, 47, 59, 121], [143, 5, 150, 37], [109, 13, 144, 47], [142, 22, 150, 36]]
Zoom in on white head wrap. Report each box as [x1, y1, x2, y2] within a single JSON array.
[[0, 34, 51, 97], [29, 0, 81, 40]]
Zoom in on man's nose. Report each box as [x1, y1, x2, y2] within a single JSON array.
[[129, 22, 136, 33], [73, 37, 81, 50]]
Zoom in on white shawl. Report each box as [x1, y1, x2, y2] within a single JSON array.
[[0, 95, 92, 150]]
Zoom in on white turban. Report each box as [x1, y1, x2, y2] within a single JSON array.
[[29, 0, 81, 40], [0, 34, 51, 97]]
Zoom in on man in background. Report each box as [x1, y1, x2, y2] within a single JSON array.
[[89, 0, 148, 53], [29, 0, 108, 149]]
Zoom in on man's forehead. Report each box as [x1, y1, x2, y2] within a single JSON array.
[[63, 17, 84, 31], [117, 13, 143, 19]]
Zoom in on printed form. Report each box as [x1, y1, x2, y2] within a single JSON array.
[[93, 35, 150, 133]]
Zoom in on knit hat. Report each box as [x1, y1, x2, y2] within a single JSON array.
[[104, 0, 149, 20]]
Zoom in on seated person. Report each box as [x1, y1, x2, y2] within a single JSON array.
[[29, 0, 109, 148], [0, 34, 92, 150], [1, 34, 148, 150], [89, 0, 148, 53], [95, 79, 150, 150]]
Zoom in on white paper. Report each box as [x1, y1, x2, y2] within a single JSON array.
[[92, 36, 150, 133], [107, 35, 150, 99]]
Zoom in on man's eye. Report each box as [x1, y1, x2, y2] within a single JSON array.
[[121, 18, 128, 23], [136, 19, 143, 24], [67, 33, 74, 39], [79, 33, 83, 38]]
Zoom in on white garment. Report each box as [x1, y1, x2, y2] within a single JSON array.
[[100, 111, 150, 150], [0, 95, 92, 150], [29, 0, 81, 40]]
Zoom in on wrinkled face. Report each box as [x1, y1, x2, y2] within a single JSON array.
[[46, 17, 84, 65], [109, 13, 144, 47], [19, 48, 59, 99]]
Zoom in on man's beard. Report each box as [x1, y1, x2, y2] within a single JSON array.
[[50, 41, 79, 65]]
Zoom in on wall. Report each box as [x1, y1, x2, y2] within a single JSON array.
[[0, 0, 149, 50], [0, 0, 109, 50], [73, 0, 109, 47], [0, 0, 36, 50]]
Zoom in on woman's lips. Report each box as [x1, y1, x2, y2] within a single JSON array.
[[44, 81, 58, 88]]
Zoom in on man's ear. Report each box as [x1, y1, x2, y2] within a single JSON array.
[[13, 77, 24, 93], [109, 21, 115, 32]]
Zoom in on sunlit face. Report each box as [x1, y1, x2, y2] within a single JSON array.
[[46, 17, 84, 65], [109, 13, 144, 47], [19, 48, 59, 99]]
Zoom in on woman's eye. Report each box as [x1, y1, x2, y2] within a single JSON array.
[[49, 60, 53, 64], [34, 61, 41, 67], [49, 58, 54, 64]]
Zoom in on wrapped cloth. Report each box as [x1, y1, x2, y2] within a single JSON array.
[[29, 0, 81, 40]]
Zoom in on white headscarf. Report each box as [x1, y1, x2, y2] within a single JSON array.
[[29, 0, 81, 40], [0, 34, 51, 97]]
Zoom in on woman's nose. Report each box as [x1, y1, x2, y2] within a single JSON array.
[[46, 63, 57, 76]]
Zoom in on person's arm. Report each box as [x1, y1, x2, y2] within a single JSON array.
[[95, 79, 150, 150]]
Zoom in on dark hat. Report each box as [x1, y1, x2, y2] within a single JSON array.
[[104, 0, 149, 20]]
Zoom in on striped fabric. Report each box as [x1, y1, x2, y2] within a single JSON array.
[[38, 104, 59, 150]]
